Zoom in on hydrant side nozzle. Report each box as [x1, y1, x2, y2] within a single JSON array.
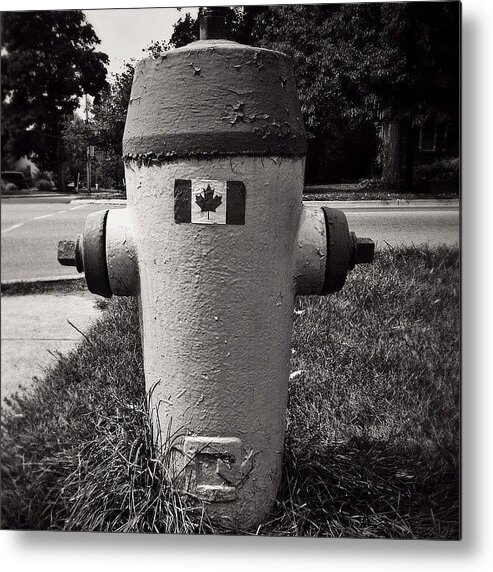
[[105, 209, 139, 297], [321, 208, 376, 294], [57, 235, 84, 273], [293, 206, 327, 296], [57, 240, 77, 267], [75, 234, 84, 273], [354, 236, 375, 266], [321, 207, 352, 294], [348, 232, 375, 270]]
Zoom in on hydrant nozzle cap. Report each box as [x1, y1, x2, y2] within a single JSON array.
[[353, 236, 375, 266], [57, 235, 84, 273]]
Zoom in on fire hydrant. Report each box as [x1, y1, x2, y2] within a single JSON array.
[[58, 9, 374, 529]]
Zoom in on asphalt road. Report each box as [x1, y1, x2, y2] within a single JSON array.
[[1, 199, 459, 282], [1, 201, 125, 281], [339, 207, 458, 250]]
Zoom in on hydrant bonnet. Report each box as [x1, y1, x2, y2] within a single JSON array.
[[123, 40, 307, 161]]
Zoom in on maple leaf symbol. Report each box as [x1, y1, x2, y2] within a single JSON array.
[[195, 184, 222, 219]]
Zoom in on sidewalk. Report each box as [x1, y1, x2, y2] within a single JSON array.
[[1, 291, 103, 403]]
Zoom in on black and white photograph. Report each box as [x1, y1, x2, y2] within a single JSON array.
[[1, 0, 461, 543]]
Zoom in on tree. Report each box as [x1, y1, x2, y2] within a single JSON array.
[[93, 63, 134, 157], [144, 11, 199, 56], [145, 7, 267, 53], [91, 62, 134, 190], [63, 63, 134, 190], [1, 11, 109, 190], [254, 3, 460, 189], [62, 115, 94, 188]]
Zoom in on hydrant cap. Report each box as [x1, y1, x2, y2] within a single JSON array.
[[123, 39, 307, 160]]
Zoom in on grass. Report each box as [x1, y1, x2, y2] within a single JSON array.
[[1, 246, 460, 537]]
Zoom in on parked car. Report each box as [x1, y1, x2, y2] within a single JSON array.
[[1, 171, 27, 189]]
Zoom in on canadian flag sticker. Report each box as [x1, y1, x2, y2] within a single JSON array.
[[174, 179, 246, 225]]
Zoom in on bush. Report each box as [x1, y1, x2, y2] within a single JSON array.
[[1, 182, 18, 192], [35, 179, 54, 192]]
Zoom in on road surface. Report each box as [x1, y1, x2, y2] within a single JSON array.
[[331, 206, 458, 250], [1, 200, 125, 281], [1, 199, 459, 282]]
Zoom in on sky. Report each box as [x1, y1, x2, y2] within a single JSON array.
[[83, 7, 198, 77]]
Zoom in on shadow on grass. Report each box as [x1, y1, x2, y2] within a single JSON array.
[[262, 436, 459, 538]]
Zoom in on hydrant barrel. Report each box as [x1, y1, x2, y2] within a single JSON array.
[[123, 39, 307, 528]]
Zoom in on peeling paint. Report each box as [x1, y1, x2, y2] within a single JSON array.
[[222, 101, 272, 126], [123, 39, 306, 159]]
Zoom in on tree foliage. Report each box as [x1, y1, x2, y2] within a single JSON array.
[[1, 11, 108, 188], [254, 3, 459, 184], [63, 63, 134, 190], [92, 63, 134, 157]]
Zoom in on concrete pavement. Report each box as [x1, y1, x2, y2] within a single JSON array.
[[1, 291, 103, 402]]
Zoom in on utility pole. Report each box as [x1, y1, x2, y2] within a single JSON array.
[[85, 93, 91, 194]]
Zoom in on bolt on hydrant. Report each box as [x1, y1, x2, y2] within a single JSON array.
[[58, 8, 374, 529]]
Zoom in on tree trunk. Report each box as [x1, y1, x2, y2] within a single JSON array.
[[404, 123, 416, 190], [55, 138, 66, 193], [381, 118, 414, 192]]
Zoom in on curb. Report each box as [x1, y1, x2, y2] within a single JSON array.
[[2, 193, 71, 199], [2, 194, 125, 203], [303, 199, 459, 209], [2, 275, 86, 296], [70, 199, 127, 205], [68, 198, 460, 208]]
